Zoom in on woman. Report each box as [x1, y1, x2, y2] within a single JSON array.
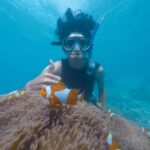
[[24, 8, 107, 111]]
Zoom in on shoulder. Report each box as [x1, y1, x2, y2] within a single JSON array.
[[94, 65, 105, 89], [95, 65, 104, 80], [96, 65, 104, 73], [90, 60, 104, 76]]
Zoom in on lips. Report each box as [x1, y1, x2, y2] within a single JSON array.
[[72, 52, 82, 56], [72, 54, 79, 56], [72, 54, 82, 57]]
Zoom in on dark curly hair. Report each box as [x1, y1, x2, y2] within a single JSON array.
[[56, 8, 99, 41]]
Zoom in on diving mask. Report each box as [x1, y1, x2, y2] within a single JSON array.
[[62, 37, 92, 51]]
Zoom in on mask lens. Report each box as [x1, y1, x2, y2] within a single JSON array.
[[63, 38, 75, 50], [62, 38, 91, 51], [79, 38, 91, 50]]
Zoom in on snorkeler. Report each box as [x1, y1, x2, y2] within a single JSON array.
[[24, 8, 107, 111]]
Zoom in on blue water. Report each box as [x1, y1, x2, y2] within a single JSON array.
[[0, 0, 150, 128]]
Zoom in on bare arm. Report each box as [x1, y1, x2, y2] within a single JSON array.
[[24, 60, 62, 91], [95, 66, 107, 111]]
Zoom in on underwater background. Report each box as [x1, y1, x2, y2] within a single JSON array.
[[0, 0, 150, 129]]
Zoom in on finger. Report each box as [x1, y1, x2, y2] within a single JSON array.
[[45, 73, 61, 81], [49, 59, 55, 71], [41, 78, 60, 85], [46, 79, 60, 85]]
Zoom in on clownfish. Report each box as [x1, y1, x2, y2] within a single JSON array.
[[108, 109, 115, 117], [106, 133, 121, 150], [104, 128, 121, 150], [0, 90, 27, 105], [7, 90, 27, 100], [40, 82, 84, 107], [141, 127, 150, 139]]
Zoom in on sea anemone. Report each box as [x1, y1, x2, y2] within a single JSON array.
[[0, 92, 150, 150]]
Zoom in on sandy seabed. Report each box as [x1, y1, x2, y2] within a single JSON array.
[[0, 93, 150, 150]]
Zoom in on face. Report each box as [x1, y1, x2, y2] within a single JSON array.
[[62, 32, 92, 68]]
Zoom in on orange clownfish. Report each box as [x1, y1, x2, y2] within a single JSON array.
[[141, 127, 150, 139], [104, 129, 121, 150], [7, 90, 27, 100], [40, 82, 84, 108], [1, 90, 27, 100], [0, 90, 27, 105]]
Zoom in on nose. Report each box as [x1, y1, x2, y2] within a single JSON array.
[[72, 41, 81, 52]]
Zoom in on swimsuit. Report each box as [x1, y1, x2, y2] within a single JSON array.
[[61, 58, 100, 104]]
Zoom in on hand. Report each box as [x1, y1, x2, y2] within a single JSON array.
[[25, 59, 61, 91]]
